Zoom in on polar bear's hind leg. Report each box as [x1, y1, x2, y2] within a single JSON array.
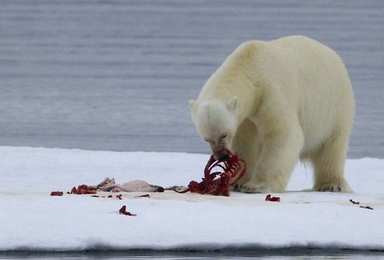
[[312, 128, 352, 192]]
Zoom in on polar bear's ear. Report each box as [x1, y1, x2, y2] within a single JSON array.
[[227, 96, 239, 112], [189, 99, 197, 112]]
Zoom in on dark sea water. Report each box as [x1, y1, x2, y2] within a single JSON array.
[[0, 0, 383, 158], [2, 250, 384, 260]]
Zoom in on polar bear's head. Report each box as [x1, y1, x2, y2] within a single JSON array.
[[189, 97, 239, 159]]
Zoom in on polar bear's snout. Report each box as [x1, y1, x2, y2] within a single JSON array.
[[213, 148, 230, 161], [208, 135, 234, 161]]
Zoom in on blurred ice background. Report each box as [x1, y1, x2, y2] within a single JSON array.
[[0, 0, 383, 158]]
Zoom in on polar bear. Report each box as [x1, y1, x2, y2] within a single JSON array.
[[189, 36, 354, 193]]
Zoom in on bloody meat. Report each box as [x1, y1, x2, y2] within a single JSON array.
[[176, 148, 246, 196]]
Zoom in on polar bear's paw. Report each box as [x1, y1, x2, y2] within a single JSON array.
[[314, 182, 353, 193], [232, 184, 242, 192], [240, 180, 272, 194]]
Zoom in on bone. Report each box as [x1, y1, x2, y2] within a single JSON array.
[[97, 179, 164, 193]]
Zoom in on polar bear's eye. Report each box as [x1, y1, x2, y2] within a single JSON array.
[[204, 138, 215, 144], [220, 133, 227, 139]]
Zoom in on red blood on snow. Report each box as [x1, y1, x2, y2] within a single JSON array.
[[360, 205, 374, 210], [265, 194, 281, 202], [50, 191, 64, 196], [134, 194, 150, 198], [70, 185, 97, 195]]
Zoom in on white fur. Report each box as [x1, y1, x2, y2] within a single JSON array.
[[190, 36, 354, 193]]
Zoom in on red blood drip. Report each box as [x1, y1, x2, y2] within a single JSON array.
[[119, 205, 137, 216]]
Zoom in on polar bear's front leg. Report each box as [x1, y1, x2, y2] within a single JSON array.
[[241, 123, 304, 193]]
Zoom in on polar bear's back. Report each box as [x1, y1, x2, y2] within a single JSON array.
[[265, 36, 354, 151], [260, 35, 353, 98], [202, 35, 354, 126]]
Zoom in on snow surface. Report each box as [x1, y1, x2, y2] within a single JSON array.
[[0, 146, 384, 252]]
